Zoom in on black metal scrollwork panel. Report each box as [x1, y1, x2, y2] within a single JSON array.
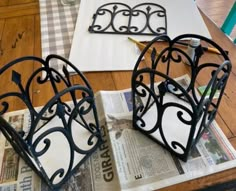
[[89, 2, 167, 36]]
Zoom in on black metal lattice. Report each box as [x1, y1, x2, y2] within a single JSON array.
[[0, 55, 103, 190], [131, 34, 231, 162], [89, 2, 167, 36]]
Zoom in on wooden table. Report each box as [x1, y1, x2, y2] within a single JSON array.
[[0, 1, 236, 190]]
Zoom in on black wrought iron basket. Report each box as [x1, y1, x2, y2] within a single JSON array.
[[131, 34, 231, 161], [0, 55, 102, 190]]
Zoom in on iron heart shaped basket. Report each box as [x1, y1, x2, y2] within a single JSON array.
[[131, 34, 232, 162], [0, 54, 103, 190]]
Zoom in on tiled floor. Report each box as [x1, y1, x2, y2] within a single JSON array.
[[196, 0, 236, 41]]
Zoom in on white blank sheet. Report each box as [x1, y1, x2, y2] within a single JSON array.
[[69, 0, 211, 72]]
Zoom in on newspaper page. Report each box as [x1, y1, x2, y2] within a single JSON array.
[[0, 104, 120, 191], [98, 75, 236, 191], [0, 111, 41, 191]]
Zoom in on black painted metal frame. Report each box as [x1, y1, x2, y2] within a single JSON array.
[[131, 34, 232, 162], [89, 2, 167, 36], [0, 54, 102, 190]]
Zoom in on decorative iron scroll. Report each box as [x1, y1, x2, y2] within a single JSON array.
[[89, 2, 167, 35], [131, 34, 231, 162], [0, 55, 102, 190]]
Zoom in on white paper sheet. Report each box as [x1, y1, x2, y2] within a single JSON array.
[[69, 0, 211, 72]]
